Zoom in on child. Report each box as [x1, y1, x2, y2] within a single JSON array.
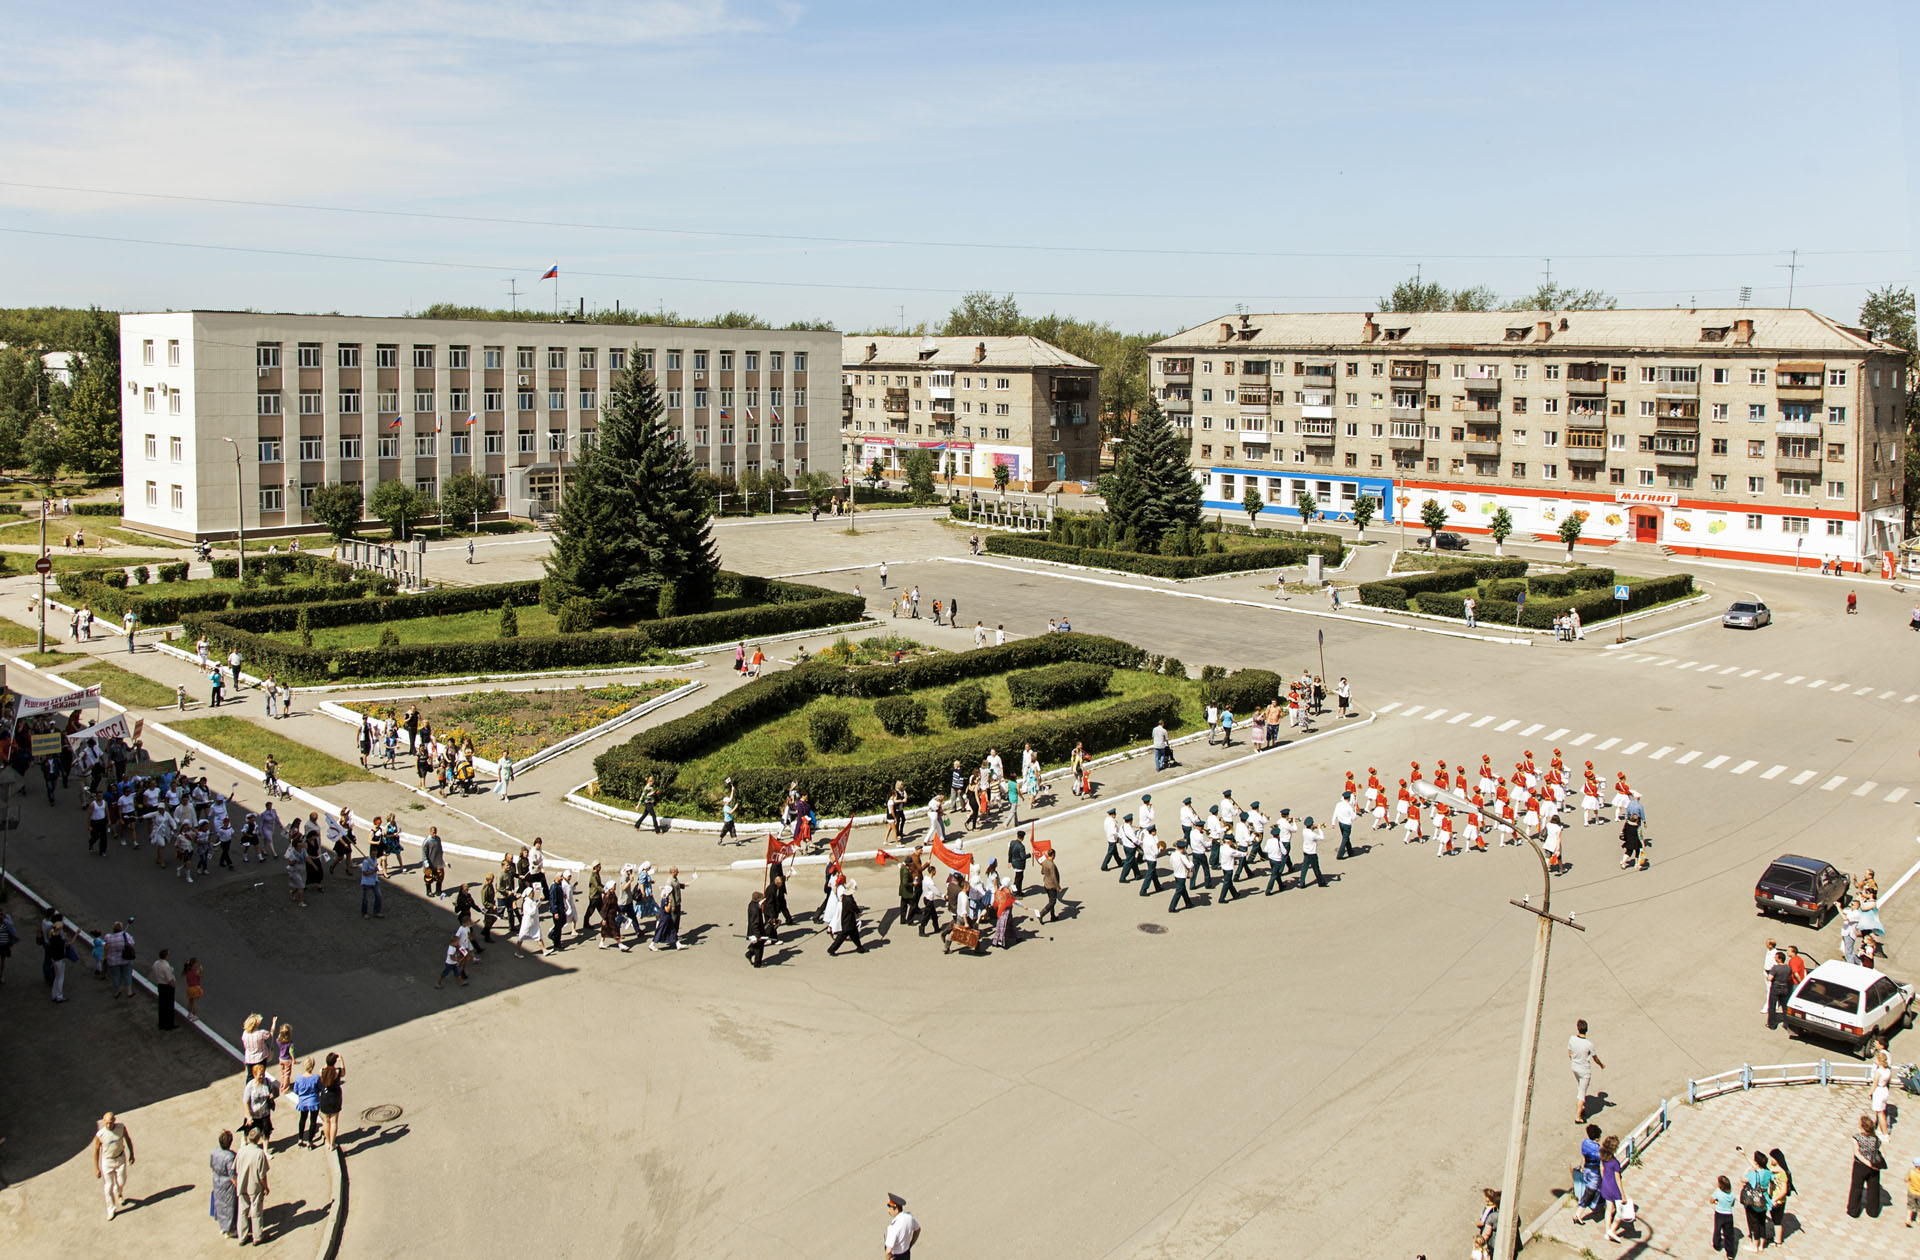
[[175, 683, 189, 711], [91, 931, 107, 979], [276, 1024, 295, 1093], [184, 957, 204, 1018]]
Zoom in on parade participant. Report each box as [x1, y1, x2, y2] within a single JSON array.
[[1099, 807, 1121, 871], [1217, 826, 1242, 901], [1465, 795, 1486, 852], [1037, 846, 1064, 923], [1402, 794, 1424, 844], [1298, 817, 1324, 887], [1178, 797, 1199, 846], [1331, 792, 1358, 859], [1544, 812, 1566, 873], [1436, 804, 1456, 857], [1393, 779, 1412, 827], [1166, 840, 1195, 912], [1115, 813, 1141, 883], [1136, 831, 1164, 896], [1263, 821, 1290, 894]]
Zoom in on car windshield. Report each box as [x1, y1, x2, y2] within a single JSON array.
[[1729, 603, 1758, 614], [1795, 977, 1862, 1016], [1762, 866, 1816, 895]]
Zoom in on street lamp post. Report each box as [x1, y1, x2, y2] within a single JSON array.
[[37, 497, 48, 653], [218, 436, 245, 581]]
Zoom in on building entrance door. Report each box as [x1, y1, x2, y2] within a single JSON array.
[[1634, 511, 1660, 542]]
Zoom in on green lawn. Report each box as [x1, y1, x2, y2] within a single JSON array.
[[265, 594, 752, 651], [49, 659, 180, 709], [0, 516, 159, 548], [660, 668, 1205, 815], [0, 615, 46, 646], [16, 650, 70, 667], [343, 679, 685, 760], [169, 716, 380, 786]]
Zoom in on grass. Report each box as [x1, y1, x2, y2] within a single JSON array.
[[169, 716, 381, 786], [47, 659, 180, 709], [806, 634, 929, 666], [17, 650, 70, 667], [264, 593, 754, 650], [0, 516, 157, 548], [342, 679, 685, 761], [658, 667, 1206, 816], [0, 615, 45, 646]]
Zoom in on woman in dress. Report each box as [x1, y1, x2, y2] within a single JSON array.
[[209, 1130, 238, 1239], [514, 885, 543, 957], [1597, 1134, 1628, 1243], [286, 838, 308, 906], [1871, 1049, 1894, 1135], [1846, 1112, 1883, 1219], [316, 1053, 346, 1149]]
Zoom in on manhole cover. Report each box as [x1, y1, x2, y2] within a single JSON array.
[[360, 1104, 403, 1124], [1137, 923, 1167, 935]]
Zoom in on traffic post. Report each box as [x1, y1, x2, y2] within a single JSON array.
[[34, 550, 51, 653], [1515, 587, 1526, 630], [1614, 583, 1629, 643]]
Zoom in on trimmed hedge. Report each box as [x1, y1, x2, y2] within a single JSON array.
[[985, 531, 1342, 579], [1357, 567, 1481, 609], [72, 503, 121, 516], [1414, 573, 1694, 629], [1200, 668, 1283, 714], [941, 682, 991, 728], [182, 572, 865, 683], [873, 695, 930, 735], [593, 633, 1164, 815], [1521, 567, 1615, 598], [1005, 662, 1112, 709], [1389, 553, 1529, 577]]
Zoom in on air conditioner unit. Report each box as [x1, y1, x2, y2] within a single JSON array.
[[694, 371, 704, 381], [518, 374, 530, 386], [258, 366, 270, 377]]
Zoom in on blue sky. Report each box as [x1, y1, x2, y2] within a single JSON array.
[[1, 0, 1913, 333]]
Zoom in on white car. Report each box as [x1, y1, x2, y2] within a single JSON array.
[[1782, 960, 1914, 1056]]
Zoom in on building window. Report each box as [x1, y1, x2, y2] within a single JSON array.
[[142, 480, 157, 507], [1542, 398, 1559, 414], [609, 349, 628, 371], [1609, 468, 1625, 484], [408, 435, 433, 457], [340, 437, 362, 460], [1747, 476, 1764, 493], [792, 352, 806, 372], [298, 437, 322, 462], [449, 388, 468, 412], [1749, 368, 1767, 385], [451, 433, 470, 456], [1712, 368, 1730, 384], [415, 478, 436, 497], [299, 391, 322, 415], [547, 390, 566, 411], [547, 348, 566, 370], [482, 389, 502, 412], [414, 390, 435, 413], [257, 393, 282, 416], [257, 487, 281, 512], [1710, 474, 1726, 490], [482, 431, 503, 455], [579, 390, 597, 411], [335, 389, 360, 415], [1748, 404, 1767, 421], [579, 348, 596, 370], [1781, 515, 1810, 533], [1827, 406, 1846, 425], [1828, 367, 1848, 386], [517, 390, 535, 412], [484, 347, 503, 370], [376, 345, 399, 369], [408, 346, 432, 369], [1542, 464, 1558, 480], [257, 439, 282, 463], [1710, 438, 1728, 455], [690, 351, 708, 372], [1711, 403, 1729, 420], [1638, 400, 1656, 417], [377, 391, 399, 414], [256, 344, 280, 369], [142, 433, 158, 460], [1826, 480, 1846, 498]]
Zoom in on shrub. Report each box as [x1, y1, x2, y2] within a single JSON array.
[[297, 606, 313, 649], [1159, 656, 1186, 678], [776, 739, 809, 767], [655, 581, 680, 620], [103, 571, 129, 589], [133, 566, 150, 585], [809, 707, 857, 754], [555, 597, 595, 634], [873, 695, 929, 736], [158, 562, 189, 582], [1006, 661, 1113, 709], [983, 532, 1342, 579], [262, 565, 284, 587], [72, 503, 120, 516], [941, 682, 991, 728], [378, 625, 400, 647], [499, 601, 519, 638], [1199, 668, 1282, 715]]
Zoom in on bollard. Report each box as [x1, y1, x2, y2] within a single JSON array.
[[1687, 1077, 1698, 1105], [1818, 1058, 1830, 1085], [1740, 1063, 1753, 1091]]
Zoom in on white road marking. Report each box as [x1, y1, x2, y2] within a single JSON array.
[[1906, 696, 1919, 704], [1472, 715, 1494, 728], [1677, 660, 1698, 669], [1763, 672, 1781, 681], [1720, 666, 1742, 675], [1546, 728, 1570, 740], [1786, 676, 1805, 684], [1886, 787, 1909, 803], [1704, 755, 1730, 769], [1790, 770, 1817, 785], [1821, 776, 1846, 792], [1677, 751, 1702, 765], [1697, 662, 1721, 672], [1571, 733, 1595, 746], [1423, 709, 1447, 721], [1650, 746, 1673, 760], [1399, 704, 1421, 716], [1833, 683, 1852, 693], [1379, 701, 1402, 713], [1597, 737, 1621, 751], [1761, 765, 1787, 780], [1808, 679, 1828, 688], [1649, 657, 1676, 667], [1731, 760, 1757, 774], [1446, 711, 1469, 724], [1742, 669, 1761, 678], [1622, 741, 1647, 755], [1880, 691, 1897, 700], [1853, 686, 1873, 696], [1496, 720, 1520, 732], [1521, 723, 1544, 736], [1852, 780, 1878, 797]]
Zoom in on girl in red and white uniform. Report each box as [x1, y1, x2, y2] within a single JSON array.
[[1394, 779, 1413, 825], [1436, 805, 1456, 856], [1402, 795, 1424, 844], [1478, 757, 1497, 796], [1521, 793, 1541, 838], [1499, 793, 1519, 844], [1408, 762, 1423, 791], [1581, 766, 1602, 826], [1434, 761, 1451, 793], [1521, 751, 1540, 793], [1362, 769, 1382, 815], [1465, 793, 1486, 851], [1371, 781, 1390, 829], [1546, 764, 1567, 813], [1610, 772, 1632, 819]]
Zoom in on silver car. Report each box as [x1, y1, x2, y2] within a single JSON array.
[[1722, 600, 1771, 629]]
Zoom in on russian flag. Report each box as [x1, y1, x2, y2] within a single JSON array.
[[434, 415, 444, 434], [769, 408, 781, 424], [718, 409, 729, 420], [744, 407, 755, 422], [540, 264, 558, 280], [386, 415, 403, 429], [463, 413, 478, 426]]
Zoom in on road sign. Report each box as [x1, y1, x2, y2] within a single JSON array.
[[34, 554, 51, 576], [1614, 584, 1629, 600]]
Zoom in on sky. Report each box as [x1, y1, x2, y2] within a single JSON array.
[[1, 0, 1915, 335]]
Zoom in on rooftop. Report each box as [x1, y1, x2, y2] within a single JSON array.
[[843, 335, 1097, 371], [1150, 308, 1898, 355]]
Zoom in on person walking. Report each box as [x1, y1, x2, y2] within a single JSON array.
[[421, 827, 447, 899], [209, 1130, 240, 1240], [291, 1058, 322, 1146], [1007, 830, 1028, 894], [649, 868, 683, 951], [827, 882, 868, 956], [745, 891, 770, 968], [1332, 792, 1357, 860], [884, 1192, 920, 1259], [152, 949, 178, 1030], [1569, 1019, 1603, 1123], [359, 852, 384, 918], [1166, 840, 1195, 913], [495, 752, 514, 800], [94, 1111, 135, 1218], [1598, 1134, 1629, 1243], [1740, 1148, 1775, 1248], [103, 921, 136, 998], [235, 1126, 271, 1245], [1765, 949, 1796, 1029], [1473, 1188, 1499, 1258], [1846, 1113, 1884, 1219], [316, 1053, 346, 1149], [1037, 847, 1063, 922], [1297, 816, 1323, 888]]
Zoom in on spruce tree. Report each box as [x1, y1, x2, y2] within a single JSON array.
[[543, 352, 718, 620], [1107, 397, 1202, 552]]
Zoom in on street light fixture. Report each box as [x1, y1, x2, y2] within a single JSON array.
[[218, 436, 245, 581]]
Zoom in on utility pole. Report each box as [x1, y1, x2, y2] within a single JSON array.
[[37, 497, 48, 653], [1542, 258, 1552, 289], [504, 278, 519, 313], [1778, 249, 1800, 307]]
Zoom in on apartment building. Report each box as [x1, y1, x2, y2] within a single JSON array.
[[1148, 309, 1908, 568], [119, 311, 837, 541], [840, 336, 1100, 490]]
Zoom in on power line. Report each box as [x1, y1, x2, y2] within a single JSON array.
[[0, 225, 1885, 307], [0, 180, 1908, 264]]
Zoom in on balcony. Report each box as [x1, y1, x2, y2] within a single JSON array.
[[1052, 402, 1088, 426], [928, 383, 954, 401], [1775, 418, 1821, 437], [1163, 394, 1192, 413], [1159, 360, 1193, 385], [1565, 445, 1607, 463], [1565, 411, 1607, 431], [1299, 421, 1335, 447], [1300, 403, 1334, 420], [930, 397, 956, 415], [1302, 369, 1338, 390], [883, 389, 909, 415], [1464, 439, 1501, 457], [1238, 369, 1269, 384], [1238, 389, 1271, 412], [1463, 374, 1501, 394], [1776, 366, 1824, 400], [1775, 454, 1821, 475], [1566, 377, 1607, 396], [1389, 405, 1425, 422], [1161, 370, 1191, 386], [1239, 427, 1273, 445], [1388, 432, 1425, 452], [1389, 363, 1426, 385], [1654, 415, 1699, 435], [1654, 449, 1697, 467]]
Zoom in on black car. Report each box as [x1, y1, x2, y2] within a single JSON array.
[[1430, 532, 1468, 551], [1754, 855, 1849, 925]]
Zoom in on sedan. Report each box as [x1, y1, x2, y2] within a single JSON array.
[[1754, 855, 1850, 925], [1430, 532, 1468, 551], [1722, 600, 1772, 629], [1782, 960, 1915, 1056]]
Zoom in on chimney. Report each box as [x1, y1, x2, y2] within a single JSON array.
[[1362, 313, 1378, 344], [1219, 322, 1234, 343], [865, 341, 877, 362], [1558, 317, 1569, 331], [1733, 318, 1754, 346], [974, 341, 987, 363], [1536, 320, 1553, 342], [1239, 313, 1251, 329]]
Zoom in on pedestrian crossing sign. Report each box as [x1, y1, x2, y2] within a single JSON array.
[[1614, 585, 1629, 600]]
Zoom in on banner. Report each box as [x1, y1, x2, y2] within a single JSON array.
[[1028, 820, 1051, 858], [826, 819, 852, 866], [931, 834, 972, 874], [29, 731, 62, 757], [766, 832, 801, 865], [17, 684, 101, 715], [71, 712, 132, 746]]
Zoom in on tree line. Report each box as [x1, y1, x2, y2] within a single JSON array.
[[0, 305, 121, 483]]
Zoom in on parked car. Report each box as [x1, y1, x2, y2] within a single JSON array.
[[1428, 532, 1468, 551], [1722, 600, 1772, 629], [1782, 960, 1915, 1056], [1754, 854, 1850, 925]]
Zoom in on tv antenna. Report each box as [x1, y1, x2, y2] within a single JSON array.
[[1738, 285, 1752, 307], [1777, 250, 1800, 306], [504, 278, 519, 313]]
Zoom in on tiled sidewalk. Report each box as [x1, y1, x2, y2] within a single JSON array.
[[1531, 1082, 1917, 1258]]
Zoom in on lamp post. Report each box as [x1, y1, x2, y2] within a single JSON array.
[[218, 436, 245, 581], [37, 497, 48, 653]]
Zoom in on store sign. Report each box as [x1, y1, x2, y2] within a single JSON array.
[[1613, 490, 1677, 507]]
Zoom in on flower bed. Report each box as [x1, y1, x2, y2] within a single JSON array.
[[342, 679, 685, 761]]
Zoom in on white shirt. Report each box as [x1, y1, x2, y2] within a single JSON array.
[[1332, 799, 1358, 827], [1137, 802, 1155, 833], [994, 628, 1006, 645], [1168, 851, 1194, 879], [1179, 804, 1199, 833], [1204, 815, 1226, 843], [885, 1210, 919, 1255], [1246, 807, 1268, 838], [1117, 821, 1139, 851], [1567, 1034, 1596, 1072], [1103, 814, 1119, 845], [1263, 828, 1286, 861], [1301, 826, 1321, 854]]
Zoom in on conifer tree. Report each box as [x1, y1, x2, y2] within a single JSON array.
[[1106, 396, 1202, 551]]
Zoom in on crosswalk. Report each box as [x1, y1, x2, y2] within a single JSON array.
[[1373, 701, 1911, 805], [1605, 651, 1919, 704]]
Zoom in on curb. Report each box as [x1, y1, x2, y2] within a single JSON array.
[[319, 1144, 347, 1260]]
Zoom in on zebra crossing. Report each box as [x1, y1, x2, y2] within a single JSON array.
[[1372, 700, 1912, 805], [1604, 650, 1920, 704]]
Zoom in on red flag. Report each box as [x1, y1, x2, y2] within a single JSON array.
[[765, 832, 800, 865], [827, 818, 853, 865], [1028, 820, 1052, 858], [931, 834, 972, 874], [872, 848, 892, 866]]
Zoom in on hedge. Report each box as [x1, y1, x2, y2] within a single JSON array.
[[1414, 573, 1694, 629], [1199, 668, 1283, 714], [1522, 567, 1615, 599], [593, 632, 1162, 814], [72, 503, 121, 516], [181, 572, 865, 683], [1357, 567, 1481, 608], [209, 553, 354, 582], [984, 532, 1343, 579], [1389, 553, 1528, 577], [1005, 662, 1112, 709], [54, 563, 385, 624]]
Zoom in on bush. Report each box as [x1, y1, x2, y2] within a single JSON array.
[[1523, 567, 1615, 599], [103, 571, 129, 589], [1390, 553, 1528, 577], [984, 531, 1342, 579], [378, 625, 399, 647], [72, 503, 120, 516], [158, 562, 189, 582], [262, 565, 284, 587], [1159, 656, 1186, 678], [776, 739, 809, 767], [941, 682, 991, 728], [809, 707, 857, 754], [499, 601, 519, 638], [555, 597, 596, 634], [133, 566, 150, 585], [297, 607, 313, 649], [655, 581, 680, 620], [873, 695, 929, 736], [1005, 661, 1113, 709], [1200, 668, 1282, 715]]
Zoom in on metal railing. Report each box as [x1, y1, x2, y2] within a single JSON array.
[[1688, 1058, 1873, 1103]]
